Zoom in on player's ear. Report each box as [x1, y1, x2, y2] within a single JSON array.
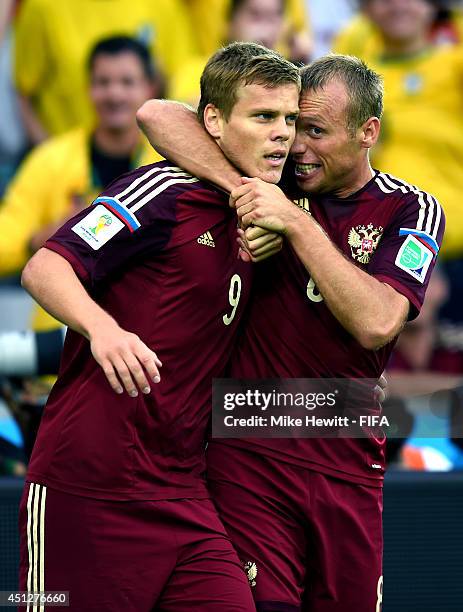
[[203, 103, 224, 140], [359, 116, 381, 149]]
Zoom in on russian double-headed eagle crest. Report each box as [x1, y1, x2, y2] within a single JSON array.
[[348, 223, 383, 264], [244, 561, 258, 587]]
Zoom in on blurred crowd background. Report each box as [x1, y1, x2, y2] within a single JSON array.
[[1, 0, 463, 477]]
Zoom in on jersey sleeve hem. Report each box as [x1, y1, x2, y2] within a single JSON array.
[[372, 273, 420, 320], [44, 240, 90, 283]]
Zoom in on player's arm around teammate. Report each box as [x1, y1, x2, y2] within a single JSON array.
[[231, 177, 409, 350], [137, 100, 284, 263], [137, 100, 242, 193], [21, 248, 162, 397]]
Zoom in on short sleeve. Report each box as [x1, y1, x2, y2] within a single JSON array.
[[13, 0, 48, 95], [44, 164, 199, 287], [331, 14, 380, 61], [287, 0, 309, 33], [149, 0, 199, 78], [368, 186, 446, 319]]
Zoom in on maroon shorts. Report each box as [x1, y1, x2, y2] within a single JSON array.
[[18, 482, 255, 611], [207, 442, 383, 612]]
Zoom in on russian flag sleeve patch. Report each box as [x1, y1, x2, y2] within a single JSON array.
[[92, 197, 141, 233]]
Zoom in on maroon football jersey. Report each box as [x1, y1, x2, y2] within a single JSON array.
[[27, 161, 252, 500], [217, 171, 445, 486]]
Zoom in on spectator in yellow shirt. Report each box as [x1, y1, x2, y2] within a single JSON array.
[[172, 0, 310, 107], [357, 0, 463, 325], [333, 0, 463, 60], [0, 35, 162, 333], [185, 0, 311, 60], [14, 0, 197, 143]]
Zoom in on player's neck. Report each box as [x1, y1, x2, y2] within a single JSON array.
[[332, 164, 375, 199], [380, 35, 429, 60], [92, 125, 140, 157]]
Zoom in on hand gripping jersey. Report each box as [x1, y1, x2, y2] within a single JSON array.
[[27, 161, 252, 500], [217, 171, 445, 486]]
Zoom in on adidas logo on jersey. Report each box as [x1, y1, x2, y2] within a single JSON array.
[[197, 231, 215, 247]]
